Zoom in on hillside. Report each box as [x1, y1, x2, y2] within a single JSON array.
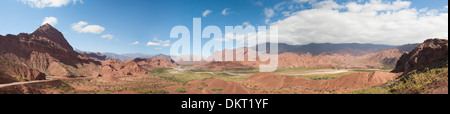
[[389, 39, 448, 94], [0, 24, 178, 83]]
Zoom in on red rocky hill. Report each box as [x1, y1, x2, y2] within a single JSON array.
[[1, 24, 178, 83]]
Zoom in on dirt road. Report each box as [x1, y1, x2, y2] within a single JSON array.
[[0, 80, 54, 88]]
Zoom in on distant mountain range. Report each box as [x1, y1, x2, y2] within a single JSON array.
[[254, 42, 420, 56], [75, 49, 172, 61]]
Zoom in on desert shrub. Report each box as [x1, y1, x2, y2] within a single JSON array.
[[137, 89, 169, 94], [389, 68, 448, 94], [59, 86, 73, 92], [175, 88, 187, 93], [150, 68, 169, 74], [211, 88, 223, 94], [200, 82, 208, 87]]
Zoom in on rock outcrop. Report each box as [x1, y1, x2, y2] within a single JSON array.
[[392, 39, 448, 73], [197, 46, 405, 70], [0, 58, 46, 84], [124, 58, 178, 70], [1, 24, 179, 83], [0, 24, 88, 77]]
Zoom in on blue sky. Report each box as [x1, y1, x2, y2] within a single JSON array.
[[0, 0, 448, 56]]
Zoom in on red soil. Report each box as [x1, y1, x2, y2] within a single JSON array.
[[167, 78, 251, 94], [167, 71, 400, 94]]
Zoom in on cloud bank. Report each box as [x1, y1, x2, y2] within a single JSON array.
[[20, 0, 83, 8], [269, 0, 448, 45]]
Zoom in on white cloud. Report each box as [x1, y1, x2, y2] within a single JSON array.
[[222, 8, 230, 15], [147, 42, 161, 46], [130, 41, 140, 45], [152, 37, 171, 47], [42, 16, 57, 25], [242, 22, 251, 26], [270, 0, 448, 45], [292, 0, 316, 4], [312, 0, 343, 9], [101, 34, 114, 40], [264, 8, 275, 24], [71, 21, 105, 34], [20, 0, 83, 8], [264, 8, 275, 18], [162, 43, 171, 47], [203, 10, 213, 17], [154, 48, 163, 50]]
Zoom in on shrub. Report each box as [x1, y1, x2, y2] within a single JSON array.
[[138, 89, 169, 94], [211, 88, 223, 94], [175, 88, 187, 93], [389, 68, 448, 94]]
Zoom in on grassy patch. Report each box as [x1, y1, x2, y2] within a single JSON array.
[[349, 86, 390, 94], [297, 71, 356, 80], [137, 89, 169, 94], [150, 68, 251, 82], [175, 88, 187, 93], [274, 68, 324, 73], [389, 68, 448, 94], [211, 88, 223, 94]]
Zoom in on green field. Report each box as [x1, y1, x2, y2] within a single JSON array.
[[152, 66, 393, 84], [150, 68, 252, 84]]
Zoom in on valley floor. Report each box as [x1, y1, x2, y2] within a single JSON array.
[[0, 66, 402, 94]]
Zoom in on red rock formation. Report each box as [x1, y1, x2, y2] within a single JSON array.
[[1, 24, 178, 82], [393, 39, 448, 73], [0, 24, 86, 77], [0, 58, 45, 84], [198, 46, 405, 70], [124, 58, 178, 70], [31, 24, 74, 51], [94, 58, 178, 78], [320, 71, 397, 92], [240, 72, 398, 94]]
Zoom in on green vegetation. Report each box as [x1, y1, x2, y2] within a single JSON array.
[[11, 74, 28, 81], [389, 54, 448, 94], [150, 68, 171, 74], [349, 86, 390, 94], [390, 68, 448, 94], [297, 71, 356, 80], [349, 67, 448, 94], [59, 75, 175, 94], [211, 88, 223, 94], [137, 89, 169, 94], [200, 82, 208, 87], [150, 68, 252, 83], [175, 88, 187, 93], [58, 85, 73, 93], [274, 68, 323, 73]]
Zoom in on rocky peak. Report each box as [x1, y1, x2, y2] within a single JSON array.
[[392, 38, 448, 73], [31, 23, 74, 51]]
